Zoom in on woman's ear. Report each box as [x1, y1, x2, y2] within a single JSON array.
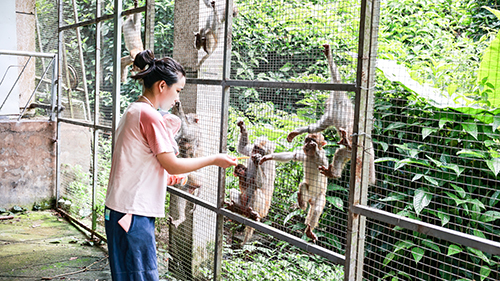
[[158, 80, 167, 91]]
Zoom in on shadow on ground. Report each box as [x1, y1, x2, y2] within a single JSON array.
[[0, 210, 111, 281]]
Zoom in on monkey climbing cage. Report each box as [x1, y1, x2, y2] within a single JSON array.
[[50, 0, 500, 281]]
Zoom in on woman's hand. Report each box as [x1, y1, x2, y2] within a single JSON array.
[[214, 154, 238, 169]]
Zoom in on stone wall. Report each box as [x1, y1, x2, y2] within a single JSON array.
[[0, 121, 56, 209]]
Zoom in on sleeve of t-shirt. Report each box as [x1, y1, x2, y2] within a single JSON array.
[[140, 106, 176, 156]]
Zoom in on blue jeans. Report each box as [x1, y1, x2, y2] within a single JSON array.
[[105, 207, 159, 281]]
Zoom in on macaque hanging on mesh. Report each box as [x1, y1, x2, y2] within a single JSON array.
[[167, 101, 203, 228], [226, 120, 276, 245], [260, 133, 328, 243], [287, 44, 376, 185], [120, 1, 143, 82]]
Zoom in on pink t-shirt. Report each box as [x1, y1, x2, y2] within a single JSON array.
[[105, 102, 181, 217]]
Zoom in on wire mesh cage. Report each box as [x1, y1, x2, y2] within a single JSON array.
[[46, 0, 500, 280]]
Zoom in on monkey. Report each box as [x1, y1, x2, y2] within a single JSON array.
[[167, 101, 203, 228], [120, 1, 143, 82], [260, 133, 328, 243], [193, 0, 238, 70], [193, 0, 221, 70], [287, 44, 376, 185], [225, 120, 276, 244]]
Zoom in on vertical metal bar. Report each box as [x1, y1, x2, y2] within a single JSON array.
[[355, 1, 380, 279], [56, 0, 64, 209], [71, 0, 91, 121], [144, 0, 155, 52], [61, 41, 75, 118], [213, 0, 234, 279], [111, 0, 123, 154], [345, 0, 381, 280], [345, 0, 369, 279], [91, 0, 103, 235], [50, 54, 57, 121]]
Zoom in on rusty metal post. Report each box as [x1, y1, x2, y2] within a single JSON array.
[[345, 0, 381, 280]]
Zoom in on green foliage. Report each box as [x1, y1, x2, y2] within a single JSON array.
[[478, 7, 500, 108], [221, 241, 343, 281], [378, 0, 498, 104]]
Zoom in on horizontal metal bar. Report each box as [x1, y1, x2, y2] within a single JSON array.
[[56, 207, 107, 243], [186, 78, 224, 86], [220, 208, 345, 264], [166, 185, 345, 264], [225, 79, 357, 91], [0, 50, 56, 59], [351, 204, 500, 256], [58, 117, 112, 132], [59, 6, 146, 31], [167, 185, 219, 212], [186, 78, 356, 92]]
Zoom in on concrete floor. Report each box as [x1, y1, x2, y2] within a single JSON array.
[[0, 210, 111, 281]]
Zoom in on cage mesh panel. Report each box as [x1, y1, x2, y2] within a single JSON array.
[[168, 204, 217, 280], [95, 130, 113, 236], [222, 224, 344, 279], [18, 0, 58, 120], [60, 28, 89, 121], [166, 85, 224, 278], [98, 17, 116, 127], [370, 98, 500, 240], [61, 0, 96, 26], [363, 218, 500, 281], [225, 86, 353, 256], [58, 122, 94, 224], [230, 0, 360, 83]]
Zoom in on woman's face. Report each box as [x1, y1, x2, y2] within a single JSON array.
[[159, 74, 186, 111]]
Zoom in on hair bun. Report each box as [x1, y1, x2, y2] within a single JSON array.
[[133, 50, 155, 71]]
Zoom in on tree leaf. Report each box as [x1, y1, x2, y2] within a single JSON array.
[[421, 239, 442, 254], [394, 240, 415, 252], [411, 247, 425, 264], [483, 6, 500, 20], [422, 128, 436, 140], [444, 192, 465, 206], [489, 191, 500, 207], [383, 252, 395, 267], [283, 209, 301, 225], [414, 188, 432, 216], [327, 183, 348, 192], [383, 122, 406, 132], [437, 212, 450, 226], [461, 121, 478, 140], [423, 176, 440, 186], [439, 117, 454, 129], [412, 174, 424, 182], [467, 247, 491, 265], [486, 158, 500, 176], [326, 196, 344, 211], [447, 244, 462, 256], [457, 150, 486, 159], [480, 210, 500, 223], [492, 115, 500, 132], [441, 163, 465, 177], [450, 184, 466, 199], [374, 157, 398, 163], [379, 193, 406, 202], [480, 265, 491, 281]]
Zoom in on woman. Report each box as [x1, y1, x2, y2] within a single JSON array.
[[104, 49, 236, 280]]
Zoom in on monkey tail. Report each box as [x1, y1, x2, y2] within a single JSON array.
[[243, 226, 255, 245]]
